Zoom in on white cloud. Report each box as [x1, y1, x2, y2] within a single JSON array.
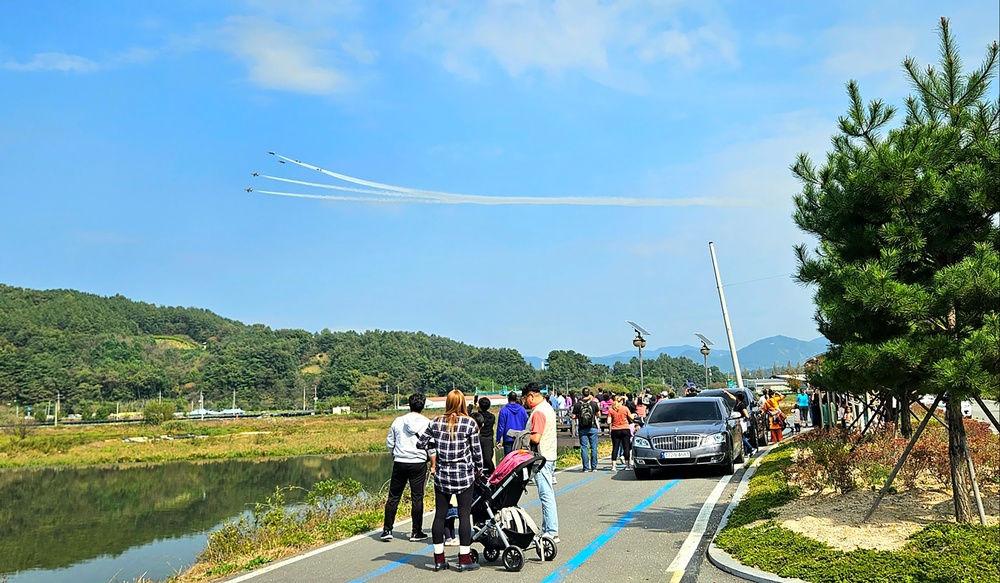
[[2, 52, 100, 73], [412, 0, 738, 90], [821, 25, 920, 79], [221, 17, 348, 94]]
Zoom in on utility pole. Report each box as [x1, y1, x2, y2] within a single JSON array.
[[232, 389, 236, 410], [55, 392, 61, 427], [199, 391, 205, 421]]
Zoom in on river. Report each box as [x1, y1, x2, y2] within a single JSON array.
[[0, 453, 395, 583]]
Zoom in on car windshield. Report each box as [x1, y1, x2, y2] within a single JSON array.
[[647, 401, 721, 423]]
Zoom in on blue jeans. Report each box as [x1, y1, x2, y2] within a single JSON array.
[[536, 460, 558, 537], [579, 427, 599, 470], [502, 441, 515, 457]]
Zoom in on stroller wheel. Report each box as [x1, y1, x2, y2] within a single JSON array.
[[483, 547, 501, 563], [502, 546, 524, 572], [537, 535, 558, 562], [468, 548, 479, 565]]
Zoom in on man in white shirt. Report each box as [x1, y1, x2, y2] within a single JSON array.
[[382, 393, 431, 542]]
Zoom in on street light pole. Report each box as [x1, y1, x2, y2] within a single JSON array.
[[633, 333, 646, 393], [700, 342, 711, 389]]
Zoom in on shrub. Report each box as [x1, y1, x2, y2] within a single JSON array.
[[143, 401, 176, 426]]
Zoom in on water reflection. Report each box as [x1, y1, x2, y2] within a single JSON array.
[[0, 453, 394, 582]]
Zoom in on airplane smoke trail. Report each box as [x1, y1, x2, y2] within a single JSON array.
[[259, 174, 440, 199], [251, 152, 749, 207]]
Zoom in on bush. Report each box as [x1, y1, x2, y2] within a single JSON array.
[[143, 401, 176, 426]]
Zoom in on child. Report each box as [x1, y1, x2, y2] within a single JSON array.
[[443, 495, 459, 546], [790, 407, 802, 434]]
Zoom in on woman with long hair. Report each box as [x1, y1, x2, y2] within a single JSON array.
[[417, 390, 484, 572], [607, 395, 636, 471]]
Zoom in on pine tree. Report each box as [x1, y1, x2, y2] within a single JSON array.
[[791, 18, 999, 523]]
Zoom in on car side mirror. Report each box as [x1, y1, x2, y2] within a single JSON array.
[[634, 418, 645, 427]]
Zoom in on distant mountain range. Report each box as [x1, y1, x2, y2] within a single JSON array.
[[527, 335, 829, 373]]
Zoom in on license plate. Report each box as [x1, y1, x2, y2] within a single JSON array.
[[662, 451, 690, 459]]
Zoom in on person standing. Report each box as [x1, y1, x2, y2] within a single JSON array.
[[473, 397, 497, 474], [796, 388, 810, 427], [417, 390, 484, 572], [810, 388, 822, 428], [495, 391, 528, 457], [381, 393, 431, 542], [762, 390, 785, 443], [522, 382, 559, 543], [572, 388, 600, 472], [607, 395, 636, 471]]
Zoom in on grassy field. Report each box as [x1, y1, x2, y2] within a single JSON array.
[[0, 413, 398, 468]]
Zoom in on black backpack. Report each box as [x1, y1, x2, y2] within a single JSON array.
[[577, 400, 596, 427]]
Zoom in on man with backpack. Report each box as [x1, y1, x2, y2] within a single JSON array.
[[572, 387, 601, 472]]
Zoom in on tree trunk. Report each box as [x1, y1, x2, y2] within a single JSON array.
[[899, 397, 913, 438], [947, 396, 974, 523]]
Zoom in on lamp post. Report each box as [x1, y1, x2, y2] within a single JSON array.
[[633, 332, 647, 394], [700, 342, 711, 389]]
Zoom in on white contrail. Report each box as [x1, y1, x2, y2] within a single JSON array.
[[254, 190, 443, 203], [259, 152, 751, 207], [259, 174, 439, 199]]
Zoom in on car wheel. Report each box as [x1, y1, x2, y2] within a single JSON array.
[[719, 446, 735, 475], [634, 467, 651, 480]]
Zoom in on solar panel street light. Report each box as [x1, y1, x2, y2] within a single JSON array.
[[626, 321, 649, 393]]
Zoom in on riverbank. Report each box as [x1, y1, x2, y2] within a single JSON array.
[[0, 413, 397, 468]]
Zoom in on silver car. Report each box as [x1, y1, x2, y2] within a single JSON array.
[[631, 397, 745, 479]]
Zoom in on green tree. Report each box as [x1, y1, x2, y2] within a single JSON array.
[[143, 401, 176, 425], [351, 374, 391, 418], [791, 18, 999, 523]]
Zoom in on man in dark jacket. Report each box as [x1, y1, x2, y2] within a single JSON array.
[[495, 391, 528, 457]]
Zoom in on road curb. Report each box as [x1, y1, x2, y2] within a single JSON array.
[[705, 446, 807, 583]]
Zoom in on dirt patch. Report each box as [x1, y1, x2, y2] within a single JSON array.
[[772, 463, 1000, 552]]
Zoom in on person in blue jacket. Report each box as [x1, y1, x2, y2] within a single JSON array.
[[495, 391, 529, 457]]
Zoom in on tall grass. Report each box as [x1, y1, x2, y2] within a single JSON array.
[[0, 414, 397, 468]]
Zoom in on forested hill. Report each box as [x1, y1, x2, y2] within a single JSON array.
[[0, 285, 720, 414]]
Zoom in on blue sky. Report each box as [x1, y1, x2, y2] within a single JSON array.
[[2, 1, 997, 359]]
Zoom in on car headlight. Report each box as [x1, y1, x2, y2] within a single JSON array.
[[703, 433, 726, 446], [633, 436, 651, 448]]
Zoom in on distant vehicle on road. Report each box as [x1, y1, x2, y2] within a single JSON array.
[[187, 408, 219, 417], [631, 396, 745, 480]]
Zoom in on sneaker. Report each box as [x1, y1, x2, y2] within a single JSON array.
[[551, 536, 561, 544], [380, 528, 393, 541], [444, 537, 460, 546], [409, 531, 428, 542], [623, 465, 633, 471]]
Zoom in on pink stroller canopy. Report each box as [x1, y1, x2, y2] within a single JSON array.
[[488, 450, 536, 486]]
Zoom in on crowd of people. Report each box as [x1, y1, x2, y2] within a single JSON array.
[[380, 383, 559, 571], [380, 382, 844, 570]]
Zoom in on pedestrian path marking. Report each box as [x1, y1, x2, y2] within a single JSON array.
[[344, 470, 607, 583], [539, 479, 681, 583], [664, 473, 733, 583]]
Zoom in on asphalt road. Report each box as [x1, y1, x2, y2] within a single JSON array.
[[222, 456, 759, 583]]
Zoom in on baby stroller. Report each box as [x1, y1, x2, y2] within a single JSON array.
[[469, 448, 558, 571]]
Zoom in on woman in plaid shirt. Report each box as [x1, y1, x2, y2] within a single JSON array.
[[417, 389, 485, 572]]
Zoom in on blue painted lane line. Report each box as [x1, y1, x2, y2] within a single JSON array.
[[540, 479, 682, 583], [345, 471, 607, 583]]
